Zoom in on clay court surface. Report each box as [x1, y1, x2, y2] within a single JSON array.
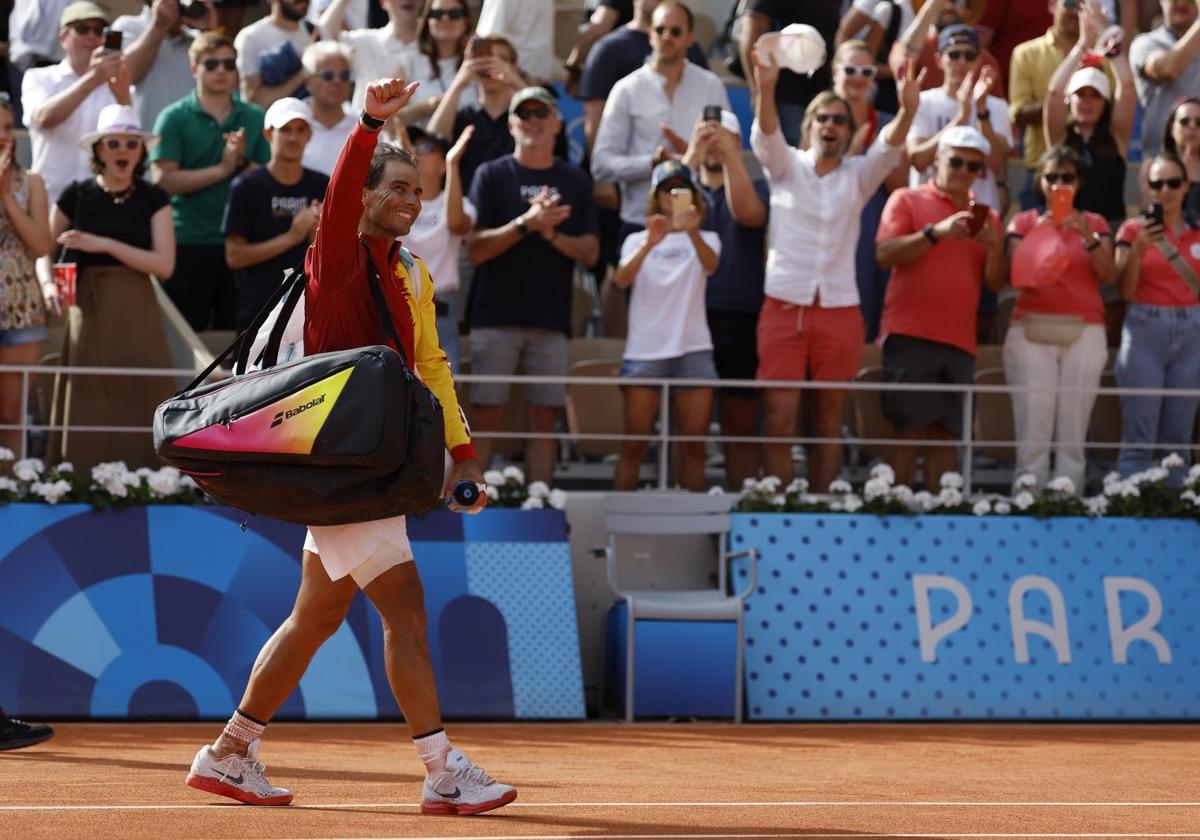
[[1, 722, 1198, 839]]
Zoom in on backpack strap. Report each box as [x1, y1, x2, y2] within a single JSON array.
[[362, 240, 413, 370]]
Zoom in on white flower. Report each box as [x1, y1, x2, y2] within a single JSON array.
[[863, 477, 891, 500], [55, 461, 73, 473], [770, 494, 786, 507], [758, 476, 782, 493], [483, 469, 505, 486], [843, 494, 863, 513], [1014, 472, 1038, 490], [940, 471, 965, 490], [0, 477, 18, 492], [148, 468, 182, 498], [527, 480, 550, 498], [31, 479, 71, 504], [1162, 452, 1185, 470], [1181, 489, 1197, 504], [993, 500, 1012, 515], [548, 488, 568, 510], [785, 478, 809, 494], [179, 475, 198, 490], [889, 484, 914, 503], [1103, 480, 1123, 497], [501, 465, 525, 483], [938, 487, 963, 507], [1014, 491, 1035, 510], [973, 499, 991, 516], [828, 478, 852, 495], [1085, 495, 1109, 516], [1188, 463, 1200, 483], [829, 500, 844, 512], [868, 463, 895, 484], [135, 467, 155, 478], [13, 458, 44, 482], [102, 478, 129, 498], [1103, 470, 1121, 486], [485, 485, 499, 501], [742, 477, 757, 491], [520, 495, 544, 510], [1144, 466, 1169, 484], [912, 490, 936, 512], [1120, 483, 1141, 498], [0, 447, 14, 461], [1046, 476, 1076, 496], [707, 485, 725, 495]]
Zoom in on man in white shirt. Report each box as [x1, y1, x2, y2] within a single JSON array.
[[21, 1, 124, 204], [592, 1, 729, 243], [234, 0, 313, 107], [750, 39, 920, 491], [474, 0, 561, 84], [8, 0, 72, 70], [906, 23, 1011, 213], [319, 0, 420, 111], [115, 0, 218, 132], [299, 40, 357, 175]]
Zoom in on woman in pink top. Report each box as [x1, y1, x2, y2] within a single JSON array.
[[1003, 146, 1115, 492], [1113, 152, 1200, 479]]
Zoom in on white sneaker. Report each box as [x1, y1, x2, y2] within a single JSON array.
[[185, 738, 294, 806], [421, 747, 517, 815]]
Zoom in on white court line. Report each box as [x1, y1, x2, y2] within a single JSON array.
[[3, 801, 1200, 812]]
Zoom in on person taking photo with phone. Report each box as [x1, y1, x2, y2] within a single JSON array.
[[612, 159, 720, 491], [749, 36, 920, 493], [1003, 145, 1115, 493], [1113, 152, 1200, 482], [875, 125, 1006, 490]]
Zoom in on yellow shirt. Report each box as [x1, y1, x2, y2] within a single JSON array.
[[1008, 29, 1117, 170]]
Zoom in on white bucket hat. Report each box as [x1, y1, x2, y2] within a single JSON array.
[[78, 104, 159, 151], [758, 23, 827, 77]]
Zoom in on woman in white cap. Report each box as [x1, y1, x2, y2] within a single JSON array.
[[46, 103, 175, 471], [1043, 6, 1135, 227], [0, 93, 53, 456]]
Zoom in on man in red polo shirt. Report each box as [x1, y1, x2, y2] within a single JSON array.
[[875, 124, 1006, 489], [183, 79, 517, 817]]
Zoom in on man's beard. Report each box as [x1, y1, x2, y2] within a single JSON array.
[[280, 1, 309, 22]]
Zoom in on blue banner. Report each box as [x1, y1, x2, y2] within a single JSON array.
[[731, 514, 1200, 720]]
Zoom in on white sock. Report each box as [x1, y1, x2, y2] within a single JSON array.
[[413, 728, 452, 774], [213, 710, 265, 758]]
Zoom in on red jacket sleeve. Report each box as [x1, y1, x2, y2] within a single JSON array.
[[305, 123, 377, 296]]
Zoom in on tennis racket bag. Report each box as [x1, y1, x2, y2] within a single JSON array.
[[153, 249, 445, 525]]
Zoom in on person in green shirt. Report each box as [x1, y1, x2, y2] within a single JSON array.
[[151, 31, 269, 331]]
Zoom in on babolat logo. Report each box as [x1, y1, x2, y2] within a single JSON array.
[[270, 394, 325, 427]]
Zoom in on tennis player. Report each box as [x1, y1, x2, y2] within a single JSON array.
[[183, 78, 516, 816]]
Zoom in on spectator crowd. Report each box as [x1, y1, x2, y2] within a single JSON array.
[[1, 0, 1199, 493]]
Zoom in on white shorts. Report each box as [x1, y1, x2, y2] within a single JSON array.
[[303, 515, 414, 589]]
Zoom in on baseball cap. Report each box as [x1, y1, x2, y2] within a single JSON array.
[[61, 1, 109, 29], [264, 97, 311, 130], [718, 109, 742, 137], [408, 125, 451, 155], [508, 87, 558, 117], [650, 159, 693, 191], [937, 23, 980, 52], [1066, 66, 1112, 101], [938, 124, 991, 156]]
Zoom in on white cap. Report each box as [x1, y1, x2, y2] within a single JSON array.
[[1066, 66, 1112, 101], [938, 124, 991, 156], [759, 24, 826, 77], [264, 97, 312, 130], [719, 109, 742, 137], [78, 104, 157, 150]]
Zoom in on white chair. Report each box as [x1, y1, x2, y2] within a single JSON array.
[[598, 492, 758, 722]]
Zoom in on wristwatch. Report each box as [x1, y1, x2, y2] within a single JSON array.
[[977, 109, 991, 121], [515, 216, 529, 236], [1085, 233, 1102, 251], [359, 111, 385, 132], [922, 223, 938, 244]]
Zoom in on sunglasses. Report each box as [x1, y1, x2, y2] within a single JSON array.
[[1042, 171, 1077, 184], [1149, 177, 1185, 190], [202, 57, 237, 72], [516, 106, 553, 120], [69, 23, 106, 37], [948, 155, 984, 173], [317, 69, 352, 81], [839, 64, 877, 78], [428, 7, 466, 20], [103, 138, 142, 150], [945, 49, 979, 62], [653, 24, 686, 37], [1177, 115, 1200, 128], [814, 113, 849, 126]]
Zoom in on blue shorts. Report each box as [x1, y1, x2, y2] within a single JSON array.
[[620, 350, 718, 388], [0, 325, 48, 348]]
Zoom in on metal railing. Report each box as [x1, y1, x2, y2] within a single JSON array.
[[3, 362, 1199, 493]]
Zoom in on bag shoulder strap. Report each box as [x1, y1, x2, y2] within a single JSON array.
[[361, 239, 413, 370], [1155, 239, 1200, 297]]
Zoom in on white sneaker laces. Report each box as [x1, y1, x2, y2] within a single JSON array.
[[454, 760, 495, 787]]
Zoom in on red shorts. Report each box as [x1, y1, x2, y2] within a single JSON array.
[[756, 296, 865, 382]]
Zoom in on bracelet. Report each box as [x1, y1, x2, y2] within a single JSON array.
[[922, 222, 938, 244], [359, 111, 385, 132], [978, 109, 991, 120], [515, 217, 529, 236]]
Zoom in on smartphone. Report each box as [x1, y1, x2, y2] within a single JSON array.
[[669, 187, 693, 228], [103, 29, 123, 51], [1049, 185, 1075, 225], [967, 201, 990, 235], [703, 105, 722, 123], [179, 1, 208, 18], [466, 35, 492, 59], [1147, 201, 1164, 227]]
